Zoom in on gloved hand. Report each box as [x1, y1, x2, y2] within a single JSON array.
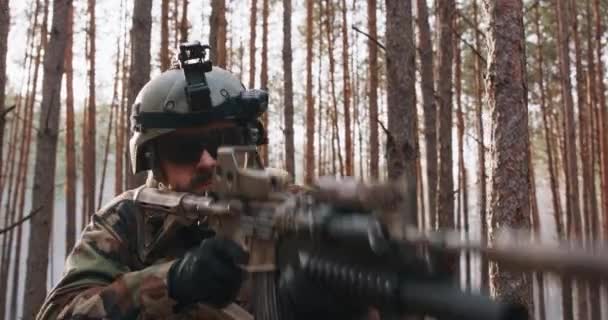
[[168, 237, 248, 308]]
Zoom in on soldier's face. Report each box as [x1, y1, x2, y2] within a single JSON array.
[[156, 122, 237, 193]]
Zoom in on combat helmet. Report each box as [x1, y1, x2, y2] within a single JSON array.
[[129, 41, 268, 174]]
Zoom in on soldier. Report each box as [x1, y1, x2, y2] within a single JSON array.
[[36, 42, 362, 320]]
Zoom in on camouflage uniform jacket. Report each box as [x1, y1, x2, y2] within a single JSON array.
[[36, 188, 253, 320]]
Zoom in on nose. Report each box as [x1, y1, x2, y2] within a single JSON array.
[[195, 150, 217, 171]]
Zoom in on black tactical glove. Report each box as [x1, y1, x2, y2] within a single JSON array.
[[168, 237, 248, 308]]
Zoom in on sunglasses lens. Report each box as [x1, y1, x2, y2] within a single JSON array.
[[157, 128, 246, 164]]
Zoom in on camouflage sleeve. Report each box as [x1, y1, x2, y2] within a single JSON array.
[[36, 201, 178, 320]]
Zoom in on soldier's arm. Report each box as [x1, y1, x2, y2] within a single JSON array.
[[37, 201, 178, 320]]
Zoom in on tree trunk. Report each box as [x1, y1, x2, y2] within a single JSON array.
[[305, 0, 315, 185], [571, 1, 592, 317], [6, 1, 48, 315], [415, 0, 437, 230], [324, 0, 344, 177], [210, 0, 227, 68], [98, 36, 121, 210], [384, 0, 416, 233], [317, 4, 324, 177], [483, 0, 533, 313], [116, 13, 129, 195], [556, 0, 582, 317], [161, 0, 170, 71], [126, 0, 152, 188], [0, 0, 10, 182], [585, 0, 602, 317], [436, 0, 456, 278], [260, 0, 268, 164], [341, 0, 352, 177], [248, 0, 257, 89], [64, 0, 76, 255], [472, 0, 489, 293], [282, 0, 295, 179], [22, 0, 71, 317], [454, 18, 470, 290], [85, 0, 97, 226], [179, 0, 188, 43], [528, 144, 546, 320], [593, 0, 608, 241], [367, 0, 379, 179], [0, 2, 42, 314]]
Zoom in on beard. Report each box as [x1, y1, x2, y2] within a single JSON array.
[[186, 169, 214, 192]]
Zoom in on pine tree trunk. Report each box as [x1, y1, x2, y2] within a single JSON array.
[[0, 0, 10, 181], [179, 0, 188, 43], [341, 0, 352, 177], [305, 0, 315, 185], [126, 0, 152, 188], [436, 0, 456, 277], [415, 0, 437, 230], [556, 0, 582, 317], [317, 6, 324, 177], [473, 0, 489, 293], [160, 0, 170, 71], [22, 0, 71, 317], [260, 0, 269, 164], [571, 1, 592, 317], [593, 0, 608, 241], [98, 37, 121, 210], [483, 0, 533, 313], [585, 0, 602, 317], [367, 0, 379, 179], [324, 0, 344, 177], [454, 19, 470, 290], [528, 144, 546, 320], [64, 0, 76, 255], [116, 16, 129, 195], [283, 0, 295, 179], [385, 0, 416, 234], [210, 0, 227, 68], [86, 0, 97, 225], [248, 0, 257, 89], [0, 2, 41, 312]]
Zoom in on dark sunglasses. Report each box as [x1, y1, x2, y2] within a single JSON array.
[[156, 128, 247, 164]]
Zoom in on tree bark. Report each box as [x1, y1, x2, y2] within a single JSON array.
[[126, 0, 152, 188], [385, 0, 416, 232], [22, 0, 71, 317], [341, 0, 352, 177], [248, 0, 257, 89], [85, 0, 97, 227], [179, 0, 188, 43], [585, 0, 602, 317], [454, 17, 470, 290], [260, 0, 268, 164], [305, 0, 315, 185], [64, 0, 76, 255], [436, 0, 456, 278], [0, 0, 10, 183], [367, 0, 379, 179], [415, 0, 437, 230], [324, 0, 344, 177], [483, 0, 533, 313], [283, 0, 295, 179], [473, 0, 489, 293], [161, 0, 170, 71], [210, 0, 227, 68], [570, 1, 591, 317]]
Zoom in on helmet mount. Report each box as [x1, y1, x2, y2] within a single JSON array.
[[178, 41, 213, 112]]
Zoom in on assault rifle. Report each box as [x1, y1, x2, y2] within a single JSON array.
[[132, 146, 608, 320]]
